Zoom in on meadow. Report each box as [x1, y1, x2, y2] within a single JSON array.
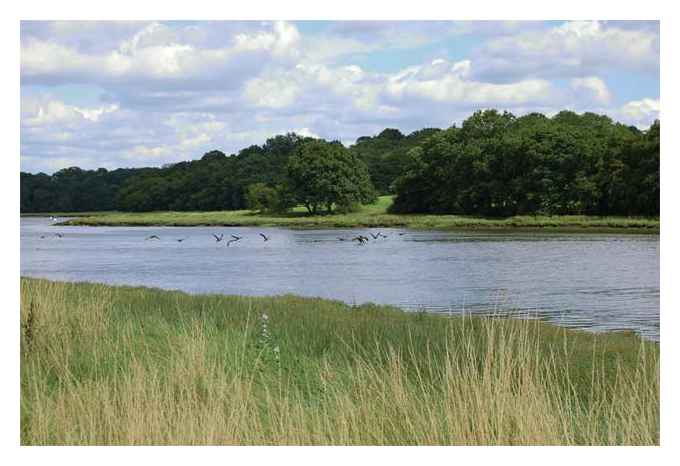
[[21, 278, 659, 445], [57, 196, 659, 232]]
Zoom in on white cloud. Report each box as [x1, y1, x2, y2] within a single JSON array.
[[618, 98, 660, 128], [294, 127, 320, 139], [19, 21, 660, 174], [476, 20, 659, 80], [384, 59, 553, 105], [124, 145, 173, 159], [570, 77, 612, 104], [21, 21, 301, 85], [21, 97, 119, 126], [244, 76, 301, 108], [234, 21, 300, 58], [180, 133, 211, 148]]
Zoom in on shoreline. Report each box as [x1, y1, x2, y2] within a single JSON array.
[[23, 212, 659, 234], [21, 196, 660, 233], [19, 275, 659, 341]]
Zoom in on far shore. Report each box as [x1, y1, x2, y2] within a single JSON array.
[[22, 196, 660, 233]]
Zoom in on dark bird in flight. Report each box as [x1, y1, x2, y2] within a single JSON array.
[[370, 232, 380, 239], [213, 233, 224, 242], [54, 233, 63, 238], [176, 238, 187, 242], [378, 233, 388, 239], [145, 235, 160, 240], [352, 236, 368, 244], [337, 237, 347, 241], [227, 234, 242, 246], [259, 233, 270, 241]]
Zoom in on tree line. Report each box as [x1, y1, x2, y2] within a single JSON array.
[[390, 110, 659, 216], [20, 109, 659, 217]]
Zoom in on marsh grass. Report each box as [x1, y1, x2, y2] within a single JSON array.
[[57, 196, 659, 232], [20, 278, 659, 445]]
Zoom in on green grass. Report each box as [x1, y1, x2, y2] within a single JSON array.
[[56, 196, 659, 233], [21, 278, 659, 445]]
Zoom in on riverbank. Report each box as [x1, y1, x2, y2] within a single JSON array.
[[21, 278, 659, 445], [47, 196, 659, 233]]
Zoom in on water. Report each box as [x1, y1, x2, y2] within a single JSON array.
[[20, 217, 660, 341]]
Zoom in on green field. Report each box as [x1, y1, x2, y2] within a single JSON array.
[[21, 278, 659, 445], [51, 196, 659, 232]]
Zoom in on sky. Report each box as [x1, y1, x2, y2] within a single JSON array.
[[20, 20, 660, 174]]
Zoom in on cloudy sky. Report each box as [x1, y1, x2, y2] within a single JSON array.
[[20, 20, 660, 174]]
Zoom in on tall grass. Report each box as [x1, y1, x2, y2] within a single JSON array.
[[20, 278, 659, 445], [58, 195, 659, 232]]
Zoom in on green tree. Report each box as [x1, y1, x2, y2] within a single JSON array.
[[246, 183, 281, 213], [286, 140, 376, 214]]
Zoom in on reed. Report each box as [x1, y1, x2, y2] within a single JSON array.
[[20, 278, 659, 445]]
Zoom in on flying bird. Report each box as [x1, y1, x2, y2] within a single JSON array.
[[145, 235, 160, 240], [54, 233, 63, 238], [176, 238, 187, 242], [352, 236, 368, 244], [259, 233, 270, 241], [231, 234, 242, 240], [213, 234, 224, 242], [370, 232, 380, 239], [226, 238, 239, 247]]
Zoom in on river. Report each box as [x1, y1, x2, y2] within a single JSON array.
[[20, 217, 660, 340]]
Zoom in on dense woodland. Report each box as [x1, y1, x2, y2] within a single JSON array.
[[20, 110, 660, 217]]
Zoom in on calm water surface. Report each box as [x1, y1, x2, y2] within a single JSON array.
[[20, 217, 660, 340]]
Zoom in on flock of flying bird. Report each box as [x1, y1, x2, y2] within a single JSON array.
[[143, 231, 399, 245], [144, 232, 270, 245], [340, 231, 389, 245], [40, 229, 402, 246]]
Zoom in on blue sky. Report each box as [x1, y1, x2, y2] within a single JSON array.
[[20, 20, 660, 174]]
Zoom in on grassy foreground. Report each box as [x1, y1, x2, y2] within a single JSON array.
[[56, 196, 659, 232], [21, 278, 658, 445]]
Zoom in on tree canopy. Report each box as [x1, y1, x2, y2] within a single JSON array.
[[389, 110, 659, 217], [349, 127, 440, 194], [20, 110, 659, 217], [286, 140, 376, 214]]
